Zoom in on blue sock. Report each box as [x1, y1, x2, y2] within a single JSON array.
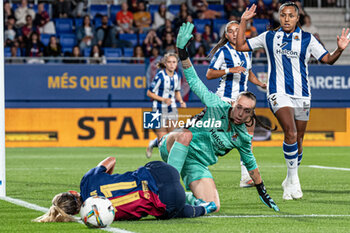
[[177, 205, 206, 218], [298, 152, 303, 166], [283, 141, 298, 178]]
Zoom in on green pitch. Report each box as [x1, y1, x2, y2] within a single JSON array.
[[1, 147, 349, 233]]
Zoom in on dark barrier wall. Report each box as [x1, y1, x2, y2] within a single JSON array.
[[5, 64, 350, 108]]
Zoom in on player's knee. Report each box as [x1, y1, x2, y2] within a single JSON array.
[[176, 130, 192, 146], [284, 131, 297, 143]]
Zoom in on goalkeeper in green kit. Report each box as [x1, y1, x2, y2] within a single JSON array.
[[159, 22, 279, 212]]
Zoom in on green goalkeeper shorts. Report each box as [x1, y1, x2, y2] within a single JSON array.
[[159, 134, 214, 190]]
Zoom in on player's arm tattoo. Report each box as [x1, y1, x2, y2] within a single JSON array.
[[181, 58, 192, 69], [248, 168, 262, 184]]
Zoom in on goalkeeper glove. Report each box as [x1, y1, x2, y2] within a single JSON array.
[[256, 182, 279, 211], [176, 22, 194, 60]]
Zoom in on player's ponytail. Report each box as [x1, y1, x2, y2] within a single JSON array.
[[246, 113, 277, 131], [208, 20, 239, 58], [32, 192, 80, 223]]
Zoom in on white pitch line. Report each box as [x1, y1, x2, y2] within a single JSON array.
[[0, 196, 135, 233], [205, 214, 350, 218], [307, 165, 350, 171]]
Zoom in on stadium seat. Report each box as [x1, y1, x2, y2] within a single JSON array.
[[263, 0, 273, 5], [59, 34, 77, 48], [104, 48, 122, 63], [168, 5, 180, 16], [123, 48, 134, 57], [213, 19, 228, 35], [138, 33, 147, 44], [148, 4, 159, 16], [61, 46, 74, 54], [41, 34, 56, 46], [248, 0, 258, 5], [89, 4, 108, 18], [193, 19, 212, 33], [54, 18, 73, 34], [74, 18, 84, 28], [4, 47, 11, 57], [253, 19, 271, 35], [110, 5, 122, 23], [119, 33, 138, 47], [208, 4, 225, 18], [83, 47, 91, 57], [4, 47, 21, 57]]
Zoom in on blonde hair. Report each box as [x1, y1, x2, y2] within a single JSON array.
[[208, 21, 239, 58], [33, 192, 80, 223], [156, 53, 178, 69]]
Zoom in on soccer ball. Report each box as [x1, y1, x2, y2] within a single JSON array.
[[80, 196, 115, 228]]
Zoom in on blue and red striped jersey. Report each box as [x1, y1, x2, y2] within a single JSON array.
[[80, 166, 166, 220]]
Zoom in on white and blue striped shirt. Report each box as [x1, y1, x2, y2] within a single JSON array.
[[247, 27, 328, 99], [149, 69, 181, 113], [209, 42, 252, 100]]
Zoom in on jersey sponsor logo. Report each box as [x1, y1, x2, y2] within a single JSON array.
[[210, 129, 225, 149], [275, 48, 298, 58], [276, 42, 298, 58], [142, 181, 150, 199]]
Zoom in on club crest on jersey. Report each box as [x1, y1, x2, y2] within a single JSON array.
[[232, 134, 238, 141], [294, 35, 300, 41]]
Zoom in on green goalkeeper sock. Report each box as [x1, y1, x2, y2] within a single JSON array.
[[167, 141, 189, 174], [185, 192, 198, 205]]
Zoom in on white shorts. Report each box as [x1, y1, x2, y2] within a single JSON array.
[[267, 94, 311, 121]]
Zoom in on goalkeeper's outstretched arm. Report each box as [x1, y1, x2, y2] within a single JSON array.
[[176, 22, 222, 107]]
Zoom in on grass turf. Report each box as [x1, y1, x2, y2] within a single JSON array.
[[1, 147, 349, 233]]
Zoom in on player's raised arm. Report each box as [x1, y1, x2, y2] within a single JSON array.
[[236, 4, 257, 51], [97, 157, 116, 174], [176, 22, 222, 106], [321, 28, 350, 65]]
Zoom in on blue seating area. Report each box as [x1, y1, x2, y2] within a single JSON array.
[[104, 48, 122, 63], [54, 18, 74, 34], [59, 34, 76, 51], [253, 19, 271, 34], [4, 2, 280, 62], [89, 5, 109, 18], [193, 19, 212, 33], [4, 47, 21, 57], [41, 34, 55, 46], [119, 33, 138, 47]]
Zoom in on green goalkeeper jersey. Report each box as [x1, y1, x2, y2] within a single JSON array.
[[184, 66, 257, 171]]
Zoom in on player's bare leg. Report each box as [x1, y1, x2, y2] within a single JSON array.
[[189, 178, 221, 212], [275, 107, 302, 200], [146, 127, 168, 158], [296, 120, 308, 166]]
